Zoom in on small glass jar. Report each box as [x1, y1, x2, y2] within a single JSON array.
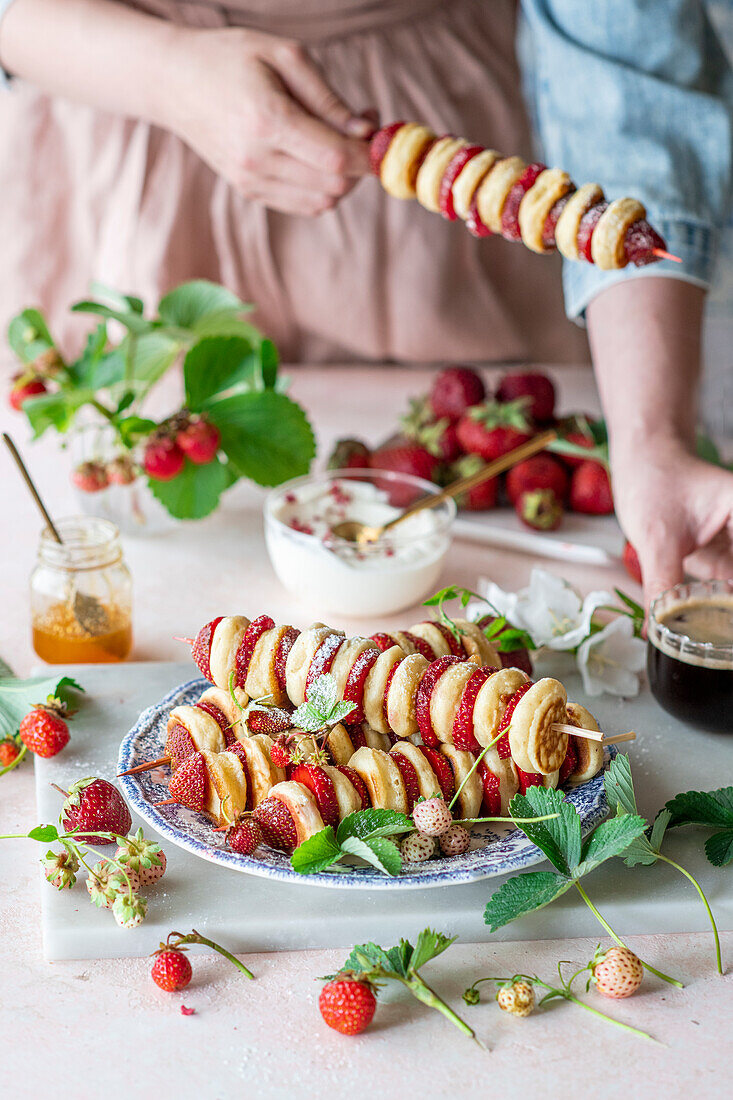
[[30, 516, 133, 663]]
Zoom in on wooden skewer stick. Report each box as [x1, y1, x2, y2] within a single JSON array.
[[175, 636, 195, 646], [552, 722, 636, 745], [652, 248, 682, 263], [153, 798, 176, 807], [118, 756, 170, 777]]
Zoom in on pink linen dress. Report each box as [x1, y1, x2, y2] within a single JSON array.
[[0, 0, 588, 364]]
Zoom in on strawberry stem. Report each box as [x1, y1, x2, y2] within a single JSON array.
[[454, 813, 560, 826], [404, 975, 483, 1047], [654, 854, 723, 975], [0, 743, 27, 776], [169, 929, 255, 980], [50, 783, 69, 797]]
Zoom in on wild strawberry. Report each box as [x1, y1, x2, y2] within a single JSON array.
[[42, 848, 79, 890], [569, 461, 614, 515], [412, 796, 453, 837], [253, 796, 298, 853], [429, 366, 486, 421], [0, 736, 22, 767], [269, 737, 292, 769], [115, 827, 166, 885], [622, 540, 643, 585], [496, 372, 555, 422], [517, 488, 564, 531], [497, 980, 535, 1017], [168, 752, 208, 813], [226, 813, 263, 856], [106, 455, 137, 485], [176, 419, 221, 465], [71, 461, 109, 493], [86, 859, 140, 908], [327, 438, 371, 470], [112, 891, 147, 929], [591, 946, 643, 999], [506, 453, 569, 505], [33, 348, 64, 377], [144, 436, 185, 481], [439, 823, 471, 856], [60, 777, 132, 844], [448, 454, 498, 510], [9, 374, 46, 411], [400, 832, 437, 862], [319, 975, 377, 1035], [151, 947, 193, 992], [19, 703, 70, 758], [247, 707, 293, 737], [456, 400, 533, 462]]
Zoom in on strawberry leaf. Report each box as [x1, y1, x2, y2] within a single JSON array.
[[484, 870, 572, 931], [409, 929, 456, 973], [604, 753, 639, 816], [509, 787, 582, 875], [183, 336, 260, 411], [289, 827, 342, 874], [575, 814, 646, 877], [649, 809, 672, 853], [705, 830, 733, 867], [206, 390, 315, 487], [340, 836, 402, 876], [664, 788, 733, 830], [344, 941, 400, 977], [7, 307, 56, 364], [29, 824, 59, 843], [0, 676, 84, 740], [336, 808, 413, 844], [146, 456, 233, 520], [158, 280, 251, 328]]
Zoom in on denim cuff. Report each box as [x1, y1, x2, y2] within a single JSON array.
[[564, 219, 717, 325]]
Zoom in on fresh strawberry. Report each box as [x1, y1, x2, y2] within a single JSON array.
[[517, 488, 564, 531], [370, 441, 439, 506], [496, 371, 556, 421], [401, 399, 463, 464], [451, 667, 494, 752], [456, 400, 533, 462], [166, 723, 197, 769], [500, 163, 546, 240], [319, 975, 377, 1035], [389, 751, 421, 811], [71, 461, 109, 493], [429, 366, 486, 421], [226, 813, 263, 856], [516, 767, 543, 795], [557, 414, 598, 468], [168, 752, 208, 813], [289, 763, 340, 828], [335, 765, 370, 810], [19, 703, 70, 758], [368, 121, 405, 174], [9, 374, 46, 411], [269, 737, 292, 769], [253, 796, 298, 853], [622, 540, 643, 585], [0, 736, 22, 767], [439, 145, 484, 220], [115, 826, 166, 885], [144, 436, 185, 481], [401, 832, 437, 861], [176, 419, 221, 465], [343, 648, 379, 725], [42, 849, 79, 890], [191, 616, 224, 680], [106, 455, 137, 485], [412, 795, 453, 837], [497, 980, 535, 1016], [477, 760, 502, 816], [569, 461, 614, 515], [113, 892, 147, 929], [558, 738, 578, 784], [438, 823, 470, 856], [61, 777, 132, 844], [506, 453, 568, 505], [327, 438, 371, 470], [448, 454, 498, 511], [151, 948, 192, 992], [415, 656, 464, 747], [304, 634, 344, 697], [86, 859, 139, 908], [577, 200, 608, 261], [273, 627, 300, 692], [591, 946, 643, 999], [235, 614, 276, 690], [247, 706, 293, 737], [137, 850, 167, 887]]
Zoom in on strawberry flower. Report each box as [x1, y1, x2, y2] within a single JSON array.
[[576, 617, 646, 697], [480, 569, 613, 652]]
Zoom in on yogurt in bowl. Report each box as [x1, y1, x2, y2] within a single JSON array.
[[264, 469, 456, 617]]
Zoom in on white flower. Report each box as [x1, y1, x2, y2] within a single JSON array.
[[576, 617, 646, 697], [478, 570, 613, 651]]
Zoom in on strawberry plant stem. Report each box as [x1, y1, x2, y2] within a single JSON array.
[[0, 743, 27, 775], [654, 854, 723, 974], [405, 976, 482, 1046], [179, 930, 255, 980], [574, 882, 683, 988], [532, 976, 657, 1043], [449, 733, 501, 812], [455, 813, 561, 826]]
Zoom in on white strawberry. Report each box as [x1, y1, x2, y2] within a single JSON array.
[[115, 827, 167, 886], [112, 891, 147, 929], [591, 946, 643, 999], [42, 849, 79, 890], [400, 832, 437, 862], [439, 824, 471, 856], [86, 860, 140, 909], [412, 797, 453, 837], [497, 980, 535, 1017]]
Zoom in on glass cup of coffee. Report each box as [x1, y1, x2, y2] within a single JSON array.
[[647, 579, 733, 734]]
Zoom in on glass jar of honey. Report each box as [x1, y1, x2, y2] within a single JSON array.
[[30, 517, 132, 663]]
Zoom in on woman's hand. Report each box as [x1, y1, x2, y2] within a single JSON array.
[[611, 438, 733, 609], [164, 27, 375, 215]]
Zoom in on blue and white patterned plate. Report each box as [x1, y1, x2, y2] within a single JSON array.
[[118, 678, 613, 891]]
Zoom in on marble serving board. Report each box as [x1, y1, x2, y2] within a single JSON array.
[[36, 661, 733, 961]]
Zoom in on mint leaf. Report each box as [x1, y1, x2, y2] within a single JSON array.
[[293, 673, 355, 732], [340, 836, 402, 876], [0, 675, 84, 740], [484, 870, 572, 931], [290, 827, 342, 874], [336, 808, 413, 844], [183, 336, 259, 411], [409, 929, 456, 973], [575, 814, 646, 877], [147, 456, 233, 520], [207, 390, 315, 486], [8, 308, 56, 364], [705, 831, 733, 867], [510, 787, 582, 875], [158, 280, 250, 328], [496, 628, 535, 652], [307, 673, 339, 714], [665, 788, 733, 830], [29, 824, 59, 843]]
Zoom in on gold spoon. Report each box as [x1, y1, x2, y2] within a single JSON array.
[[3, 432, 111, 636], [332, 428, 558, 545]]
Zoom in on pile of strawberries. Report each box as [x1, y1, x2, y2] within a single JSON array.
[[328, 365, 613, 531]]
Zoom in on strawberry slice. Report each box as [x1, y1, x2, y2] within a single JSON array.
[[558, 737, 578, 784], [496, 680, 534, 736], [389, 750, 421, 811], [235, 615, 275, 690], [253, 797, 298, 853], [428, 622, 463, 657], [452, 666, 499, 751], [195, 700, 234, 745], [576, 200, 608, 262], [370, 632, 396, 652], [517, 767, 543, 795], [305, 634, 344, 697], [192, 617, 224, 680], [289, 763, 340, 827], [349, 724, 368, 751], [246, 707, 293, 736], [542, 190, 573, 249], [500, 162, 546, 240], [477, 758, 502, 816], [336, 765, 370, 810], [401, 631, 436, 660], [466, 193, 493, 238], [343, 648, 379, 724], [274, 626, 300, 692], [623, 219, 668, 267], [415, 655, 464, 747], [168, 751, 208, 812], [227, 743, 254, 809], [439, 144, 484, 220], [368, 121, 405, 175], [416, 745, 455, 801], [166, 723, 197, 769], [381, 658, 403, 726]]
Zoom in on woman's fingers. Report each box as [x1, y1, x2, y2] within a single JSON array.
[[245, 179, 339, 217], [261, 151, 356, 198], [270, 41, 375, 138]]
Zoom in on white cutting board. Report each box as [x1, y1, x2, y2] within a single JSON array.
[[36, 661, 733, 960]]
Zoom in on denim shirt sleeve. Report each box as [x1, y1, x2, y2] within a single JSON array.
[[519, 0, 733, 323], [0, 0, 20, 88]]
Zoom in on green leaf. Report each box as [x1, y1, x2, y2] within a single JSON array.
[[290, 826, 342, 874], [336, 808, 414, 845], [88, 281, 145, 315], [292, 673, 355, 731], [146, 456, 232, 520], [575, 814, 646, 877], [620, 835, 658, 868], [409, 929, 456, 973], [7, 308, 56, 364], [188, 312, 259, 343], [71, 299, 151, 335], [423, 586, 462, 607], [665, 788, 733, 830], [604, 754, 639, 817], [705, 830, 733, 867], [183, 336, 259, 411], [650, 809, 672, 852], [496, 628, 535, 652], [0, 675, 84, 740], [65, 324, 110, 387], [340, 836, 402, 876], [29, 824, 59, 843], [23, 389, 92, 438], [385, 940, 413, 978], [259, 339, 279, 389], [158, 280, 250, 328], [510, 787, 582, 876], [343, 941, 400, 977], [614, 588, 645, 620], [206, 390, 315, 486], [484, 871, 572, 931], [117, 416, 157, 448], [117, 332, 178, 391]]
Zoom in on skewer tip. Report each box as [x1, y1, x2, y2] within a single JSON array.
[[153, 799, 177, 807], [652, 248, 682, 263], [174, 636, 195, 646]]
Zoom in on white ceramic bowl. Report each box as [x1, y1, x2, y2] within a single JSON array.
[[264, 469, 455, 617]]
